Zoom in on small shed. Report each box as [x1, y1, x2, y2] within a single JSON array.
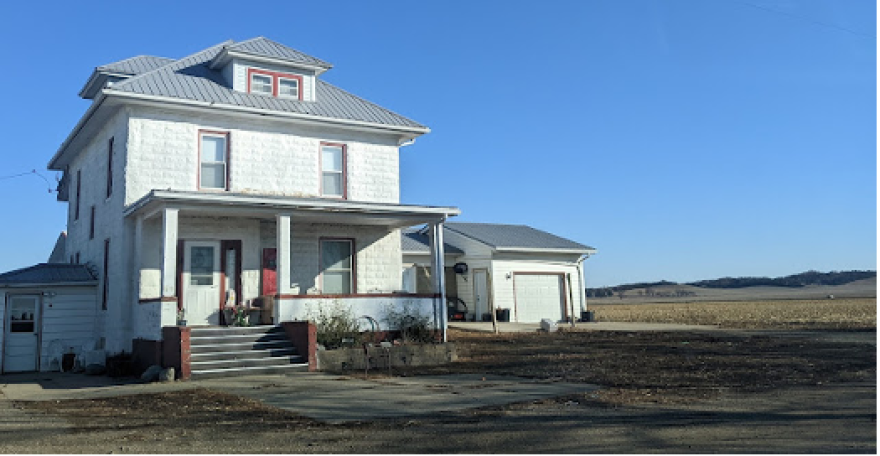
[[0, 263, 98, 373]]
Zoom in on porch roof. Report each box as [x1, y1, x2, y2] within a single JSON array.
[[125, 190, 460, 228]]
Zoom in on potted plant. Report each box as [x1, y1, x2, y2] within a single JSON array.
[[177, 309, 187, 327]]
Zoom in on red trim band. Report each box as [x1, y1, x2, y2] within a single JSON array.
[[275, 293, 441, 300]]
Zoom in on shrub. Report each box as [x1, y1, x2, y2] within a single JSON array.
[[383, 303, 435, 344], [308, 301, 361, 349]]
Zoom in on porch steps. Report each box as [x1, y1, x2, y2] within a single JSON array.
[[189, 325, 308, 379]]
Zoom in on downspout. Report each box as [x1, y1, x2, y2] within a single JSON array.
[[576, 254, 591, 320]]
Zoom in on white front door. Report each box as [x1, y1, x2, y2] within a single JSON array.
[[183, 241, 221, 326], [4, 295, 40, 373], [473, 270, 489, 321]]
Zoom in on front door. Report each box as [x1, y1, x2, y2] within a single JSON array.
[[183, 241, 221, 325], [473, 269, 489, 321], [3, 295, 40, 373]]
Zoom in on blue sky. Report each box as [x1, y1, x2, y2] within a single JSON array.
[[0, 0, 875, 287]]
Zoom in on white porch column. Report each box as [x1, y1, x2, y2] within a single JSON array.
[[133, 215, 144, 300], [276, 213, 291, 296], [160, 208, 179, 299], [428, 221, 448, 342]]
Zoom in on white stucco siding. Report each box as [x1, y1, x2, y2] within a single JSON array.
[[125, 107, 401, 206], [230, 58, 317, 102], [276, 296, 437, 331], [63, 109, 131, 354], [261, 223, 403, 295]]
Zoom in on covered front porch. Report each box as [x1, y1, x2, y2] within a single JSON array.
[[128, 190, 459, 341]]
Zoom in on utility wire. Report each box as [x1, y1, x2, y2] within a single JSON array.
[[732, 0, 876, 39], [0, 169, 55, 193]]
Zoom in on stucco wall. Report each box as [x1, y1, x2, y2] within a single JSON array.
[[125, 106, 401, 207]]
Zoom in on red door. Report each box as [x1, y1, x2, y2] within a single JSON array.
[[262, 248, 277, 296]]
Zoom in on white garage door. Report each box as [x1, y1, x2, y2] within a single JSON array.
[[513, 274, 565, 323]]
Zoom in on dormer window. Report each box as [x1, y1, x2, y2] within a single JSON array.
[[247, 68, 303, 100]]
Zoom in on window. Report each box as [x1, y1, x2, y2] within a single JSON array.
[[278, 77, 299, 99], [321, 143, 346, 198], [199, 131, 228, 190], [75, 252, 80, 264], [106, 137, 114, 198], [250, 73, 273, 95], [102, 238, 110, 310], [247, 68, 303, 100], [89, 206, 96, 239], [74, 169, 81, 220], [321, 239, 354, 294], [190, 246, 215, 286]]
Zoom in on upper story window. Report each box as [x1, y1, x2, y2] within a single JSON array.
[[320, 143, 346, 199], [199, 131, 229, 191], [247, 68, 303, 100], [74, 169, 81, 221], [106, 137, 114, 198]]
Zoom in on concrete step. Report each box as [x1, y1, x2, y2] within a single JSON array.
[[190, 332, 290, 347], [191, 355, 306, 371], [189, 339, 293, 354], [189, 325, 284, 337], [190, 363, 309, 380], [191, 347, 298, 362]]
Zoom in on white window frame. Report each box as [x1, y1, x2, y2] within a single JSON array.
[[249, 73, 273, 95], [277, 76, 300, 99], [199, 131, 229, 191], [321, 143, 346, 198]]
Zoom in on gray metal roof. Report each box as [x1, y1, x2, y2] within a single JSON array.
[[98, 55, 176, 75], [0, 263, 96, 286], [401, 230, 464, 254], [444, 222, 595, 252], [227, 37, 332, 68], [105, 39, 426, 130]]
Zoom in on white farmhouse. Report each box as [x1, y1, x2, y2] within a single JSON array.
[[1, 37, 459, 376]]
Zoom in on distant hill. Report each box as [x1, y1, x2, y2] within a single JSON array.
[[587, 270, 876, 298]]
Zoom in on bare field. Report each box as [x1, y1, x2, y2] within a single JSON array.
[[589, 298, 876, 330]]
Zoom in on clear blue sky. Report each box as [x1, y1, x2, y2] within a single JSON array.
[[0, 0, 875, 287]]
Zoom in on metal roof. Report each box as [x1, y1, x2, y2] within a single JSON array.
[[444, 222, 595, 252], [226, 37, 332, 69], [105, 39, 426, 130], [98, 55, 176, 75], [0, 263, 96, 286], [401, 230, 464, 254]]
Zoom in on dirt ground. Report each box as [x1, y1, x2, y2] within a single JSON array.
[[2, 328, 876, 453]]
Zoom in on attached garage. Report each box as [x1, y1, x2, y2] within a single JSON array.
[[0, 264, 98, 373], [513, 273, 567, 323]]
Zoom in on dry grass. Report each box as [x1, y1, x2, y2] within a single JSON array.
[[590, 298, 876, 330]]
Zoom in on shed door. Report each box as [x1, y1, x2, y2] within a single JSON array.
[[3, 295, 40, 373], [513, 274, 565, 323]]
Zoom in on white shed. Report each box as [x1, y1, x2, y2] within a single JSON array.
[[0, 264, 98, 373], [403, 223, 596, 323]]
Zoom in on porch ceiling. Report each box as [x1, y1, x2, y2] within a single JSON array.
[[125, 190, 460, 228]]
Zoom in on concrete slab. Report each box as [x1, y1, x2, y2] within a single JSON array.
[[0, 372, 594, 424]]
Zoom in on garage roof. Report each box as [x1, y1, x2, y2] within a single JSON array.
[[401, 230, 464, 254], [0, 263, 97, 287], [444, 222, 595, 253]]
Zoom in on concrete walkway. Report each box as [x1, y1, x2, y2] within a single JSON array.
[[0, 372, 594, 423]]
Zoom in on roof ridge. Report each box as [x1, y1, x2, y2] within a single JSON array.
[[318, 79, 426, 129], [228, 36, 332, 68], [109, 40, 233, 92]]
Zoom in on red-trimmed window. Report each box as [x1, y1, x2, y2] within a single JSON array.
[[102, 238, 110, 310], [320, 143, 346, 198], [106, 137, 114, 198], [320, 238, 355, 294], [199, 131, 229, 190], [247, 68, 303, 100]]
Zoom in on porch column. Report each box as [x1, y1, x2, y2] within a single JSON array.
[[428, 220, 448, 342], [133, 215, 144, 300], [276, 213, 291, 295], [160, 208, 179, 299]]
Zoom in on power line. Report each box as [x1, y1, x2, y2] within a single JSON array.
[[732, 0, 875, 39], [0, 169, 55, 193]]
